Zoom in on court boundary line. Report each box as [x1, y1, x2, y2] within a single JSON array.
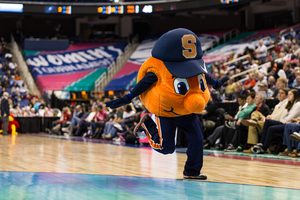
[[0, 171, 299, 191]]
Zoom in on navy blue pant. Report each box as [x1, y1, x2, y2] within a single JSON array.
[[260, 119, 285, 151], [143, 113, 204, 176], [283, 123, 300, 151]]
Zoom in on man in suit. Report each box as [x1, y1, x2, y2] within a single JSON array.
[[1, 92, 10, 135]]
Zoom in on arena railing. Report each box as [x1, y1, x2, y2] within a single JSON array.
[[231, 57, 284, 83], [10, 35, 42, 98], [203, 28, 239, 53], [225, 36, 276, 72], [279, 22, 300, 36], [94, 35, 139, 92]]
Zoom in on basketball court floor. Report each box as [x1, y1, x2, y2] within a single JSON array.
[[0, 134, 299, 200]]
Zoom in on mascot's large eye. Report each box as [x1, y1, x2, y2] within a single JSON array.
[[174, 78, 190, 95], [198, 74, 206, 92]]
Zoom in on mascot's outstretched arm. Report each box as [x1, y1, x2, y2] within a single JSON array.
[[105, 73, 228, 109]]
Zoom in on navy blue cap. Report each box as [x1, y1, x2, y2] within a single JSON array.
[[151, 28, 208, 78]]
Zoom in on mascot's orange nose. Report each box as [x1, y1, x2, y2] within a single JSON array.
[[183, 93, 206, 113]]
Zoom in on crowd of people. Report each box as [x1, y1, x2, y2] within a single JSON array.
[[42, 95, 184, 146], [0, 37, 56, 118], [2, 27, 300, 156], [45, 97, 147, 144], [201, 28, 300, 157]]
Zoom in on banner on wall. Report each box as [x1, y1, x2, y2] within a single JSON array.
[[26, 44, 125, 80]]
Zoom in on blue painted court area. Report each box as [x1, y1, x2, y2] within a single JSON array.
[[0, 172, 299, 200]]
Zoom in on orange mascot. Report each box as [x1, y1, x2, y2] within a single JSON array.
[[106, 28, 228, 180]]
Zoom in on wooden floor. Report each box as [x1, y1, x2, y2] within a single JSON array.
[[1, 134, 300, 191]]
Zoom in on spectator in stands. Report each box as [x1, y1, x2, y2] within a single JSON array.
[[21, 107, 28, 117], [255, 40, 268, 62], [14, 74, 20, 81], [9, 61, 17, 70], [267, 76, 275, 89], [11, 82, 20, 94], [28, 108, 38, 117], [250, 59, 258, 69], [30, 92, 38, 100], [199, 96, 217, 131], [274, 33, 285, 43], [75, 105, 98, 136], [123, 104, 136, 119], [279, 118, 300, 157], [90, 104, 108, 137], [2, 61, 9, 72], [223, 93, 257, 151], [257, 82, 273, 99], [94, 104, 108, 123], [290, 28, 296, 38], [47, 107, 71, 135], [23, 91, 31, 100], [243, 73, 256, 91], [294, 75, 300, 88], [252, 89, 300, 154], [0, 87, 5, 97], [271, 77, 288, 98], [234, 81, 248, 99], [19, 83, 28, 93], [12, 91, 22, 105], [6, 70, 12, 79], [2, 76, 11, 88], [274, 42, 281, 54], [8, 98, 13, 109], [275, 62, 287, 79], [65, 105, 83, 135], [98, 106, 124, 140], [204, 94, 253, 150], [242, 88, 288, 153], [252, 93, 270, 117], [43, 107, 53, 117], [14, 104, 22, 117], [253, 74, 266, 92], [225, 78, 236, 94], [291, 69, 300, 87]]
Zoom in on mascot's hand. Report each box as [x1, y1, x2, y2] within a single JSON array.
[[105, 95, 131, 109], [213, 77, 229, 89]]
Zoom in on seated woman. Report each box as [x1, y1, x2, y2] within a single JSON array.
[[75, 105, 98, 136], [278, 118, 300, 157], [102, 104, 136, 140], [252, 89, 300, 154], [222, 92, 257, 151]]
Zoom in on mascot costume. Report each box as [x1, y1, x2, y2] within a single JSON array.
[[0, 115, 20, 135], [106, 28, 228, 180]]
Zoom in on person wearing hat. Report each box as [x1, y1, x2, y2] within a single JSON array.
[[106, 28, 229, 180], [257, 82, 273, 99]]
